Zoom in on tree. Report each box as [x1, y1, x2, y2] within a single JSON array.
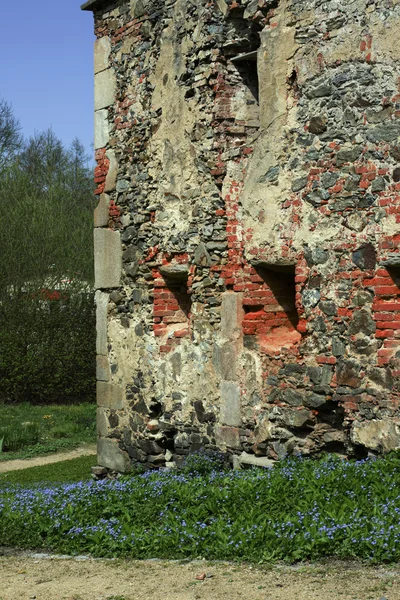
[[0, 106, 96, 404], [0, 99, 22, 168]]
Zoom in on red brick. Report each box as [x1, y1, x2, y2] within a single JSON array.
[[375, 286, 400, 296], [174, 328, 189, 338], [376, 321, 400, 330], [372, 301, 400, 311], [316, 355, 337, 365]]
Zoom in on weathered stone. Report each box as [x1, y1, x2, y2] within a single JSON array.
[[351, 420, 400, 453], [194, 242, 212, 266], [220, 381, 241, 426], [319, 301, 337, 316], [97, 382, 124, 409], [233, 452, 275, 470], [96, 355, 111, 382], [220, 292, 243, 340], [352, 244, 377, 271], [215, 426, 241, 449], [336, 359, 362, 388], [94, 109, 109, 149], [97, 408, 109, 437], [279, 408, 314, 429], [304, 393, 329, 409], [94, 36, 111, 74], [94, 193, 110, 228], [283, 389, 304, 407], [302, 289, 320, 308], [159, 264, 189, 279], [95, 291, 109, 356], [94, 228, 122, 289], [366, 122, 400, 144], [308, 116, 327, 134], [335, 145, 362, 166], [97, 438, 131, 473], [348, 309, 376, 336], [213, 342, 237, 381], [104, 150, 117, 192], [94, 68, 116, 111], [380, 254, 400, 268], [291, 176, 308, 192]]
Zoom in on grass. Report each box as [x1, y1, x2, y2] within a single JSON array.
[[0, 402, 96, 460], [0, 455, 97, 485], [2, 452, 400, 563]]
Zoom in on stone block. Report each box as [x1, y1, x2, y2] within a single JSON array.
[[215, 425, 241, 449], [94, 228, 122, 289], [97, 381, 124, 410], [213, 342, 237, 381], [94, 68, 116, 111], [94, 193, 110, 228], [130, 0, 148, 17], [220, 292, 243, 340], [220, 381, 241, 426], [233, 451, 275, 470], [104, 149, 118, 192], [351, 419, 400, 453], [94, 36, 111, 74], [95, 290, 109, 355], [97, 437, 131, 473], [96, 407, 109, 437], [94, 109, 109, 149], [96, 355, 111, 382]]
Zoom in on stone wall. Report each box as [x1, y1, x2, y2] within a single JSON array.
[[84, 0, 400, 471]]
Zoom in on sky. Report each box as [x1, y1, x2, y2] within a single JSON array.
[[0, 0, 95, 158]]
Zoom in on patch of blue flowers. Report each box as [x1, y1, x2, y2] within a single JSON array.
[[2, 453, 400, 562]]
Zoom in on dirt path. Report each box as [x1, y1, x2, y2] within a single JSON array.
[[0, 445, 97, 473], [0, 554, 399, 600]]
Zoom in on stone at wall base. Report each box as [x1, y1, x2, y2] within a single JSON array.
[[233, 451, 276, 470], [97, 438, 131, 473], [91, 465, 109, 479]]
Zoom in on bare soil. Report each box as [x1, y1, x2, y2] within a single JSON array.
[[0, 554, 399, 600], [0, 445, 96, 473]]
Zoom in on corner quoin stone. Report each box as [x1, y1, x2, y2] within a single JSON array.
[[94, 68, 116, 111], [94, 194, 110, 228], [94, 36, 111, 74], [94, 109, 109, 150], [94, 228, 122, 289], [96, 355, 111, 382], [97, 438, 131, 473], [97, 381, 125, 409], [95, 290, 109, 355]]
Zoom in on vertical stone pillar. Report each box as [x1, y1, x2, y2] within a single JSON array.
[[215, 292, 244, 449]]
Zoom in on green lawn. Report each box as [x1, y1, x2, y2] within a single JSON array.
[[0, 402, 96, 460], [0, 455, 97, 485]]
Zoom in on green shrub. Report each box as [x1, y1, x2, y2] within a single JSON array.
[[0, 286, 95, 405]]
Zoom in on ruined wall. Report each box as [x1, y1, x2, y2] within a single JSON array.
[[88, 0, 400, 471]]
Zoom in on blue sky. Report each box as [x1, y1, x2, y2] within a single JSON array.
[[0, 1, 95, 157]]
